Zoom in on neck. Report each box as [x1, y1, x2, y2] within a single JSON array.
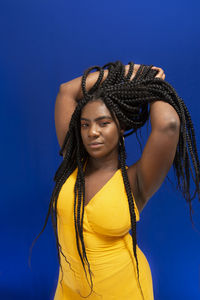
[[86, 150, 120, 172]]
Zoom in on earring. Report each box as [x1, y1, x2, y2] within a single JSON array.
[[119, 135, 125, 147]]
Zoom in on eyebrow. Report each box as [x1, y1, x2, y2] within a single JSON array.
[[80, 116, 113, 122]]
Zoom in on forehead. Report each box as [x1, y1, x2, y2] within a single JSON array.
[[81, 100, 112, 119]]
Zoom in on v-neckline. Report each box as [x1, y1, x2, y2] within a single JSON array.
[[84, 168, 121, 208], [82, 159, 121, 208]]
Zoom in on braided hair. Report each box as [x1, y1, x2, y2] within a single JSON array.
[[29, 61, 200, 299]]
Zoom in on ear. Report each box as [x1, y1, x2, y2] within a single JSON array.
[[120, 128, 125, 135], [119, 122, 126, 133]]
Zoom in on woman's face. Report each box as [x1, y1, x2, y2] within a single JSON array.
[[80, 100, 123, 159]]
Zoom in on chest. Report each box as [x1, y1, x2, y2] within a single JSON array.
[[84, 171, 117, 207], [57, 167, 140, 236]]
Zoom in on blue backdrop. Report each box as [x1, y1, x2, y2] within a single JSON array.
[[1, 0, 200, 299]]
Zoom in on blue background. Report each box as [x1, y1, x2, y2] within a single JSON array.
[[1, 0, 200, 299]]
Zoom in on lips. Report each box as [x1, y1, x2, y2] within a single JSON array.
[[89, 142, 103, 145], [88, 142, 103, 148]]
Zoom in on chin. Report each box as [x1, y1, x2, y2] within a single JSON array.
[[86, 149, 106, 159], [88, 151, 104, 158]]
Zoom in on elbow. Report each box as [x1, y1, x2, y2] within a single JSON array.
[[59, 82, 69, 94], [166, 118, 180, 131], [156, 117, 181, 133], [150, 101, 181, 132]]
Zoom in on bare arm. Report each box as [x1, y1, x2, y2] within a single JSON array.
[[54, 70, 109, 151], [134, 99, 181, 212], [54, 64, 141, 154], [126, 68, 181, 213]]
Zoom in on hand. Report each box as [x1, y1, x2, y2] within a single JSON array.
[[125, 64, 165, 81], [125, 64, 141, 80], [151, 66, 165, 80]]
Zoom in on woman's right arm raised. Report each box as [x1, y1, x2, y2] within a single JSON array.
[[54, 70, 109, 154], [54, 64, 141, 156]]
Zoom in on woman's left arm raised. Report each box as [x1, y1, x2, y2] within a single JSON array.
[[134, 69, 181, 211]]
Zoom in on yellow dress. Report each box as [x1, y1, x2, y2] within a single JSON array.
[[54, 166, 154, 300]]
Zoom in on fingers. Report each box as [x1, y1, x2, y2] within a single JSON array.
[[126, 64, 166, 81], [151, 66, 166, 80], [128, 63, 140, 81]]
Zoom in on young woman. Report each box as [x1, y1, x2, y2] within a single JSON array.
[[33, 61, 200, 299]]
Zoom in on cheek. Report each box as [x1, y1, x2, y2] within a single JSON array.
[[105, 127, 119, 144]]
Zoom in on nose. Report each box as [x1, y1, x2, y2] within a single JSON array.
[[88, 123, 100, 137]]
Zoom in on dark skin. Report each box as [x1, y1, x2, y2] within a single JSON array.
[[80, 99, 180, 212], [80, 100, 125, 207], [80, 99, 140, 209], [55, 64, 181, 213]]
